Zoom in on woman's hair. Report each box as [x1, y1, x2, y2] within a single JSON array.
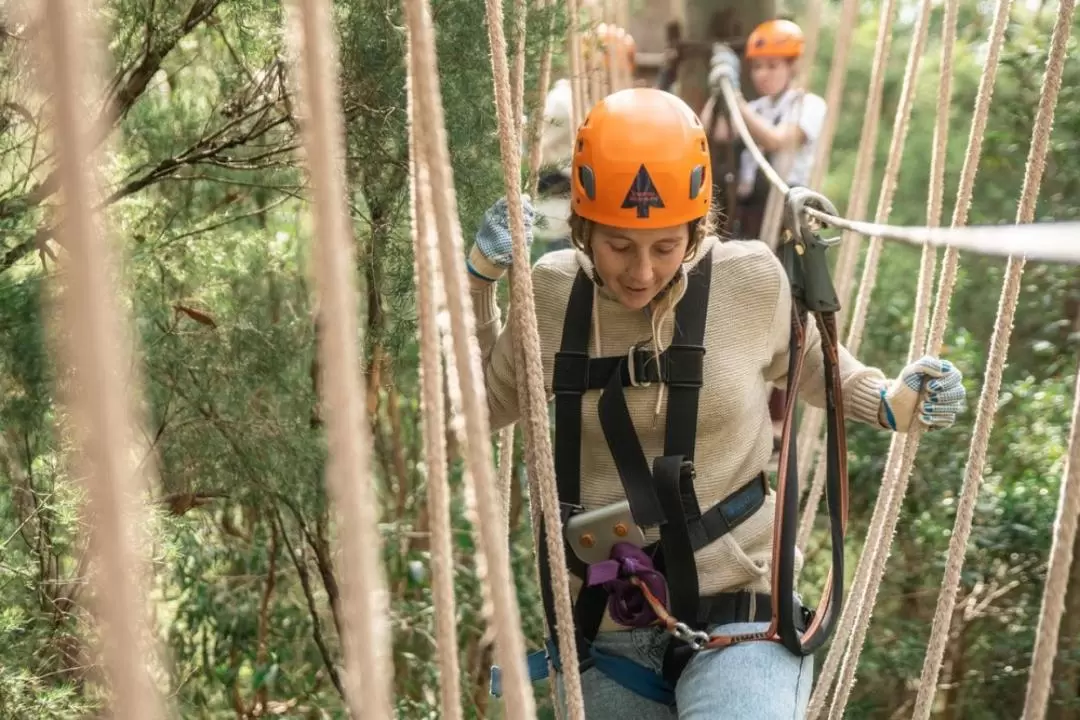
[[567, 207, 717, 261]]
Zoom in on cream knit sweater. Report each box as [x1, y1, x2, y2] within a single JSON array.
[[472, 235, 887, 627]]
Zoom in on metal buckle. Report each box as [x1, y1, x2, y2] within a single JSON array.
[[627, 345, 653, 388], [671, 622, 711, 652]]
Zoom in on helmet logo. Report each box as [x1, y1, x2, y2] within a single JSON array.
[[621, 164, 665, 219]]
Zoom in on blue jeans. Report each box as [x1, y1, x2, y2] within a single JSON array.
[[556, 623, 813, 719]]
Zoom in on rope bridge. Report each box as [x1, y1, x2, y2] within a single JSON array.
[[17, 0, 1079, 716]]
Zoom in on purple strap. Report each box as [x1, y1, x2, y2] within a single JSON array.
[[585, 542, 669, 627]]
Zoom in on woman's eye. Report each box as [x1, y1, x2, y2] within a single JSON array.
[[654, 246, 675, 255], [610, 244, 631, 253]]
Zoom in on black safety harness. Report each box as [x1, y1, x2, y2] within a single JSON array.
[[491, 189, 850, 705]]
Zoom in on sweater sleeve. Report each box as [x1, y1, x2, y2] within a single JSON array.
[[470, 280, 522, 432], [763, 258, 887, 427]]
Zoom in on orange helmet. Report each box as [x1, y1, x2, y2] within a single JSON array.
[[572, 88, 711, 228], [745, 19, 805, 59]]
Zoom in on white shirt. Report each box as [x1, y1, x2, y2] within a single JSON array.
[[738, 88, 827, 189], [539, 78, 574, 178]]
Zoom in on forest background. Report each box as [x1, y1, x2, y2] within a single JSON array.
[[1, 0, 1079, 717]]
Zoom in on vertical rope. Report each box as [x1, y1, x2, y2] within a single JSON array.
[[407, 38, 463, 720], [287, 0, 394, 714], [584, 7, 603, 108], [511, 0, 529, 143], [484, 0, 587, 712], [807, 0, 860, 191], [567, 0, 587, 130], [527, 0, 557, 197], [911, 0, 1076, 715], [802, 0, 924, 712], [794, 0, 890, 514], [36, 0, 164, 715], [1022, 360, 1080, 720], [404, 0, 546, 714], [821, 0, 966, 713]]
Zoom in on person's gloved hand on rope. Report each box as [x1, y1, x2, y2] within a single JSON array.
[[467, 194, 535, 283], [879, 356, 966, 432], [708, 42, 741, 95]]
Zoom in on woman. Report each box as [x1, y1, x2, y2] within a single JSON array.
[[467, 88, 965, 718], [702, 18, 825, 239], [703, 18, 826, 448]]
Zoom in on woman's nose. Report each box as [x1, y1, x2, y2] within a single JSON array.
[[627, 254, 654, 284]]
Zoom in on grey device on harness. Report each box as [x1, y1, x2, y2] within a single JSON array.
[[565, 500, 648, 565]]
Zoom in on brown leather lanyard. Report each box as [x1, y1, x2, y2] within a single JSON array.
[[705, 188, 849, 656]]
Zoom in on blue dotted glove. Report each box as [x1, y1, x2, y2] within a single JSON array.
[[880, 356, 966, 432], [467, 195, 535, 282], [708, 43, 741, 95]]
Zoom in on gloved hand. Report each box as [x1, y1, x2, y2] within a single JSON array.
[[467, 195, 535, 282], [880, 356, 966, 432], [708, 43, 741, 94]]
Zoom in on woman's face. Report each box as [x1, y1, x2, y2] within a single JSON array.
[[590, 223, 690, 310], [750, 57, 795, 97]]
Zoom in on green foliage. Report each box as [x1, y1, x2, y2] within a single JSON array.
[[1, 0, 1079, 717]]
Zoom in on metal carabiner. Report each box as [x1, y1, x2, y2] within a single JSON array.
[[783, 186, 841, 249], [672, 622, 712, 652]]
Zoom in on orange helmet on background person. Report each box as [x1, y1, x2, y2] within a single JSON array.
[[572, 88, 711, 229], [745, 19, 805, 59]]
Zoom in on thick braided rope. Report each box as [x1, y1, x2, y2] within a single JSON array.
[[823, 0, 966, 714], [804, 0, 931, 712], [567, 0, 586, 130], [583, 6, 603, 108], [484, 0, 587, 713], [406, 39, 463, 719], [511, 0, 528, 143], [794, 0, 890, 513], [286, 0, 395, 714], [526, 0, 557, 198], [1023, 359, 1080, 719], [35, 0, 164, 715], [807, 0, 859, 191], [911, 0, 1076, 715], [807, 0, 941, 657], [805, 0, 931, 708], [403, 0, 538, 713], [844, 0, 934, 354]]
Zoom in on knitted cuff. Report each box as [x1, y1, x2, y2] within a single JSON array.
[[468, 244, 507, 282], [470, 278, 499, 326], [845, 372, 890, 428]]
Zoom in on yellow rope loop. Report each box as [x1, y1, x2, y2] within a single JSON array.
[[33, 0, 166, 714], [287, 0, 395, 713]]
